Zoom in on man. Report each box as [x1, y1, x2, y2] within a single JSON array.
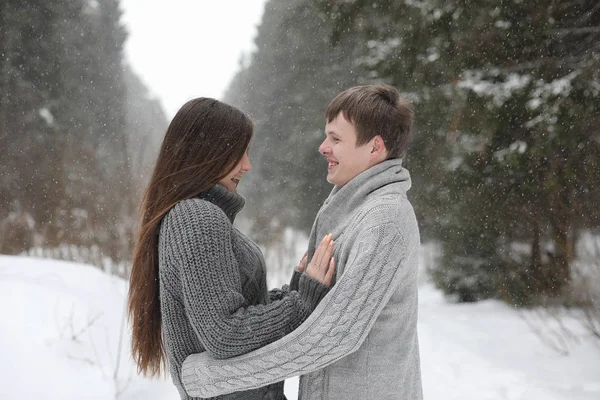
[[182, 85, 423, 400]]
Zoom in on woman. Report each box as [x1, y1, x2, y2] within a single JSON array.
[[127, 98, 335, 400]]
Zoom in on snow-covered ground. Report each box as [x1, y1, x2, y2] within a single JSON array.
[[418, 285, 600, 400], [1, 254, 599, 400], [0, 256, 177, 400]]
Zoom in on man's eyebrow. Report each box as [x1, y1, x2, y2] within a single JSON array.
[[325, 130, 339, 136]]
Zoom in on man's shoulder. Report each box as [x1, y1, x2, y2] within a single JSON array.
[[344, 193, 418, 243], [358, 192, 415, 224], [343, 196, 419, 256]]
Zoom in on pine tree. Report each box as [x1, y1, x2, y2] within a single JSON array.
[[224, 0, 368, 241], [0, 0, 166, 270], [332, 0, 600, 302], [225, 0, 600, 303]]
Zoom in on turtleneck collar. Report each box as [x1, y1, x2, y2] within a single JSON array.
[[199, 184, 245, 223], [306, 158, 411, 266], [326, 158, 410, 206]]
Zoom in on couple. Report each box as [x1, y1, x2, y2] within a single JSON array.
[[128, 85, 422, 400]]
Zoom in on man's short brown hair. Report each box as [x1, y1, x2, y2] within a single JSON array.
[[326, 85, 414, 159]]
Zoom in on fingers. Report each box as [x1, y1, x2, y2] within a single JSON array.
[[324, 257, 335, 286], [323, 238, 334, 266], [313, 233, 332, 266], [297, 253, 307, 272], [312, 235, 327, 266], [305, 233, 335, 285]]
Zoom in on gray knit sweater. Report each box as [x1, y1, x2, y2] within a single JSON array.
[[158, 184, 329, 400], [181, 159, 423, 400]]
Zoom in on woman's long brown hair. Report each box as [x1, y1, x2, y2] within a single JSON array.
[[127, 98, 253, 377]]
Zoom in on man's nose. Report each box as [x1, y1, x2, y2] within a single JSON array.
[[319, 139, 330, 155]]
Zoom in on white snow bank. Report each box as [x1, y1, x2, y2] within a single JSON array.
[[0, 256, 177, 400], [1, 254, 599, 400], [418, 285, 600, 400]]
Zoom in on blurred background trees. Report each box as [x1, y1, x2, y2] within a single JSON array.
[[227, 0, 600, 306], [0, 0, 167, 271], [1, 0, 598, 310]]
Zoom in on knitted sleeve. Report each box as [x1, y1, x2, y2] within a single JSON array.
[[268, 270, 302, 302], [181, 221, 416, 398], [161, 199, 329, 360]]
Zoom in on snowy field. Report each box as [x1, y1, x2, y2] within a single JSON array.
[[1, 254, 599, 400]]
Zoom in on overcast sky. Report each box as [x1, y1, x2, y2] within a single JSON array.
[[120, 0, 267, 118]]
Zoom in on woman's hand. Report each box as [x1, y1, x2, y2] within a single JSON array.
[[305, 233, 335, 287], [296, 253, 308, 273]]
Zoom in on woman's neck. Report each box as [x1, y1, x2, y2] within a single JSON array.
[[199, 184, 245, 223]]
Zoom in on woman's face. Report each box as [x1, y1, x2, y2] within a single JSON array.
[[219, 151, 252, 192]]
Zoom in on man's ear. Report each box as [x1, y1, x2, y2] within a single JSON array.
[[370, 136, 387, 159]]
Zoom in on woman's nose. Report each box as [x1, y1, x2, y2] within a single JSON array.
[[242, 153, 252, 172]]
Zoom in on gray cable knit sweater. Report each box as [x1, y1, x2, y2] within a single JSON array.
[[181, 159, 423, 400], [158, 184, 329, 400]]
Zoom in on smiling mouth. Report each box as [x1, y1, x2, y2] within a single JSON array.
[[231, 177, 241, 185], [327, 160, 339, 170]]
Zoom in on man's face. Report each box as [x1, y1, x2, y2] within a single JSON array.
[[319, 113, 374, 187]]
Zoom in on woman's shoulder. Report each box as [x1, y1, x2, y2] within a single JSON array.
[[162, 198, 231, 235], [168, 197, 224, 217], [158, 199, 234, 275]]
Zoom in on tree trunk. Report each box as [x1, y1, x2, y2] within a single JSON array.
[[546, 182, 574, 297], [530, 214, 542, 292]]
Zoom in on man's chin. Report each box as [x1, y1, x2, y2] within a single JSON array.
[[326, 174, 344, 186]]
